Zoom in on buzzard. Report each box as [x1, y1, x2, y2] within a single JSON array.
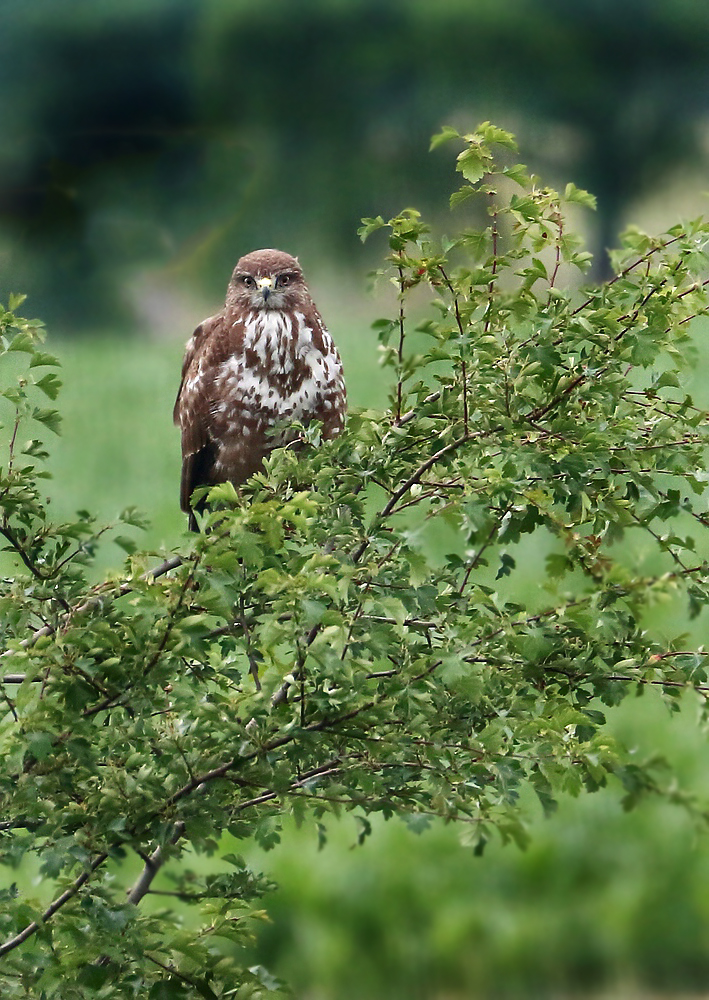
[[174, 249, 347, 530]]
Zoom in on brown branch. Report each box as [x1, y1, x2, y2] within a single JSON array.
[[227, 762, 344, 814], [398, 389, 443, 428], [570, 234, 683, 318], [0, 524, 53, 584], [171, 660, 446, 812], [126, 822, 185, 906], [394, 254, 407, 424], [351, 431, 472, 564], [143, 951, 211, 992], [628, 509, 693, 575], [5, 409, 21, 480], [525, 373, 586, 423], [1, 554, 184, 676], [437, 264, 470, 433], [0, 851, 109, 957]]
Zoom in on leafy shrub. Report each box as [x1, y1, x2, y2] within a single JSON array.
[[1, 124, 709, 997]]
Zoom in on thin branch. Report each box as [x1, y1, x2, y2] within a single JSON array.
[[143, 951, 211, 992], [398, 389, 442, 428], [0, 852, 109, 957], [525, 372, 586, 423], [484, 193, 499, 335], [570, 234, 683, 317], [1, 554, 183, 666], [394, 254, 407, 424], [126, 822, 185, 906], [628, 509, 693, 575], [228, 763, 343, 814], [351, 431, 473, 564], [0, 524, 53, 583], [437, 264, 469, 434], [548, 203, 563, 291], [5, 409, 21, 480], [458, 505, 512, 597], [170, 681, 418, 811]]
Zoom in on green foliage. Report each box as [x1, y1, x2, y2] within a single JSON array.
[[3, 123, 709, 996]]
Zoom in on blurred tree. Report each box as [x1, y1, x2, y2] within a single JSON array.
[[1, 0, 708, 327], [0, 0, 199, 326]]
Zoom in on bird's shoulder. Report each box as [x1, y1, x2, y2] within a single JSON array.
[[180, 311, 243, 374], [173, 311, 248, 417]]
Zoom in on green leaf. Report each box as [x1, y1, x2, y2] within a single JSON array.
[[113, 535, 138, 554], [358, 216, 386, 241], [450, 186, 476, 210], [429, 125, 461, 150], [456, 145, 486, 184], [7, 331, 36, 353], [32, 407, 62, 434], [28, 351, 60, 369], [475, 121, 518, 150], [564, 182, 597, 210], [27, 731, 54, 761], [503, 161, 531, 186], [34, 372, 62, 400]]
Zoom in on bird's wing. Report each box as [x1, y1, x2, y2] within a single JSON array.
[[174, 313, 231, 515], [173, 315, 220, 430], [304, 307, 347, 438]]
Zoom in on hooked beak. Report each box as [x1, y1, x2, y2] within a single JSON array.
[[256, 277, 274, 302]]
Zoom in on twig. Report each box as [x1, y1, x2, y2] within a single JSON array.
[[0, 852, 109, 957], [398, 389, 442, 427], [570, 234, 683, 318], [126, 822, 185, 906], [437, 264, 470, 434], [484, 193, 499, 335], [351, 431, 472, 564], [394, 254, 407, 424], [458, 506, 512, 596], [548, 203, 563, 291], [1, 554, 183, 678]]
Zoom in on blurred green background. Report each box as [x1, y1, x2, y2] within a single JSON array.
[[4, 1, 709, 996]]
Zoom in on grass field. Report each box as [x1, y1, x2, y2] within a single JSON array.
[[7, 292, 709, 998]]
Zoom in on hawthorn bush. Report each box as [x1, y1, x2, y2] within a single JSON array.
[[2, 123, 709, 998]]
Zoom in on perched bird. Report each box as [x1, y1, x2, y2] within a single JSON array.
[[174, 249, 346, 529]]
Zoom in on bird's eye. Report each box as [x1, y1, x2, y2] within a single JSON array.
[[241, 275, 255, 287], [277, 273, 294, 288]]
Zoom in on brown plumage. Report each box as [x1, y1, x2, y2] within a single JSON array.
[[174, 249, 347, 529]]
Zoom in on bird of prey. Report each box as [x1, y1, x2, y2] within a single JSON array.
[[174, 248, 346, 529]]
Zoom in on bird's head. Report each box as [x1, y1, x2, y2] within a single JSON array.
[[227, 249, 310, 312]]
